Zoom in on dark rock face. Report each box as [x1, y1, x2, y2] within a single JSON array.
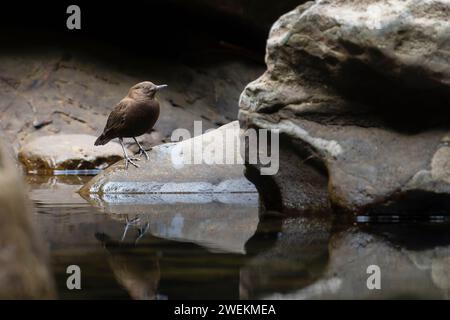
[[0, 140, 55, 299], [239, 0, 450, 214], [244, 137, 331, 215]]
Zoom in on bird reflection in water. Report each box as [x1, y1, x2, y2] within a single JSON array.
[[95, 217, 160, 300], [120, 216, 150, 243]]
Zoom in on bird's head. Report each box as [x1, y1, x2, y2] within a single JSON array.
[[129, 81, 168, 99]]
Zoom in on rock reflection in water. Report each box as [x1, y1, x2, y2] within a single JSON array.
[[264, 222, 450, 299], [29, 174, 262, 299], [26, 174, 93, 205], [83, 193, 259, 254], [28, 175, 450, 300], [240, 215, 332, 299]]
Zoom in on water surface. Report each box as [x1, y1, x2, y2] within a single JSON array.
[[27, 175, 450, 299]]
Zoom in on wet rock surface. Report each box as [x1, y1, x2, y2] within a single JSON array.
[[0, 140, 55, 299], [19, 134, 127, 173], [239, 0, 450, 214]]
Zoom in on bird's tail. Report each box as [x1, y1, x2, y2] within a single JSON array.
[[94, 133, 111, 146]]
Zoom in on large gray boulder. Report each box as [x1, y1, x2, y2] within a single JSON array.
[[0, 140, 55, 299], [239, 0, 450, 214]]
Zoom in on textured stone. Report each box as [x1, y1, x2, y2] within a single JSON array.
[[18, 134, 127, 173], [79, 122, 256, 195], [0, 46, 263, 155], [239, 0, 450, 214]]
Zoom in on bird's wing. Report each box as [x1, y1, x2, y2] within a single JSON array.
[[103, 100, 129, 135]]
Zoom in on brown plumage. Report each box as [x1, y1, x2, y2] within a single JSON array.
[[95, 81, 167, 168]]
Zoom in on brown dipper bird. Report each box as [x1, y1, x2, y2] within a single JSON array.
[[95, 81, 167, 168]]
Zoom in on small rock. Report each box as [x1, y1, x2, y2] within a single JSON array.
[[18, 134, 128, 173]]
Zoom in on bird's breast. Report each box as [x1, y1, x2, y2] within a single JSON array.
[[123, 99, 160, 136]]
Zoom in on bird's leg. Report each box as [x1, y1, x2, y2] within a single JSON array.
[[121, 216, 141, 241], [119, 138, 139, 169], [133, 137, 150, 160], [135, 222, 150, 244], [121, 222, 131, 241]]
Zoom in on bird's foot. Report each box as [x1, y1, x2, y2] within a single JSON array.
[[138, 148, 150, 160], [135, 222, 150, 243], [124, 156, 140, 169], [121, 217, 141, 241]]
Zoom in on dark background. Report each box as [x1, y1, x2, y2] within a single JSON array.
[[0, 0, 303, 58]]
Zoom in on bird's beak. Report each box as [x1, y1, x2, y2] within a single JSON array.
[[156, 84, 168, 91]]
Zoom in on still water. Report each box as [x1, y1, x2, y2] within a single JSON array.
[[27, 175, 450, 299]]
